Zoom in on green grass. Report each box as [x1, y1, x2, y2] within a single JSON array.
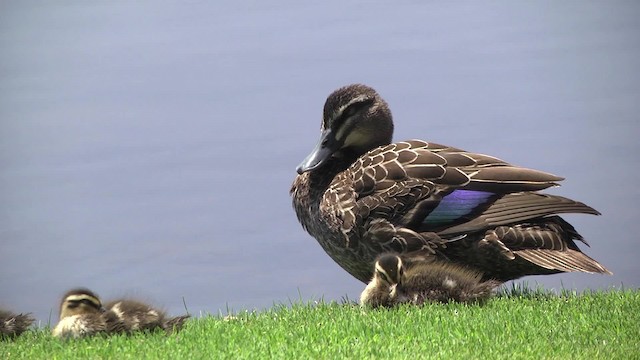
[[2, 288, 639, 359]]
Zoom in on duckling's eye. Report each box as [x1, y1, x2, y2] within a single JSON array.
[[80, 299, 100, 309], [380, 271, 394, 285], [67, 302, 79, 309]]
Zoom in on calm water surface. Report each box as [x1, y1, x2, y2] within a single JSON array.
[[1, 1, 639, 324]]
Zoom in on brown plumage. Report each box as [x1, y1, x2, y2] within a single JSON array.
[[291, 84, 611, 283], [52, 288, 124, 339], [105, 299, 189, 334], [52, 288, 189, 339], [0, 309, 34, 339], [393, 256, 501, 305], [361, 253, 500, 307]]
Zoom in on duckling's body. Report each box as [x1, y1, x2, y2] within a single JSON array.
[[292, 84, 611, 283], [395, 257, 501, 304], [52, 288, 123, 339], [106, 299, 189, 333], [361, 254, 500, 307], [0, 309, 34, 339]]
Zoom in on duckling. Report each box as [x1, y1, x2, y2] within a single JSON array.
[[394, 256, 502, 305], [0, 309, 34, 339], [52, 288, 123, 339], [361, 254, 501, 307], [105, 298, 189, 334], [359, 253, 403, 308]]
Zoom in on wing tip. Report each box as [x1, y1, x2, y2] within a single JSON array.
[[516, 249, 612, 275]]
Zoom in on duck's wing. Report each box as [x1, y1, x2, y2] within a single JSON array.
[[427, 141, 564, 192], [437, 192, 600, 236], [477, 216, 612, 274], [323, 140, 568, 251]]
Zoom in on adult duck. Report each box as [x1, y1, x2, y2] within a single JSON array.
[[291, 84, 611, 283]]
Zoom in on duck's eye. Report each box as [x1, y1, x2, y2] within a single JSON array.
[[345, 99, 373, 117], [67, 301, 79, 309], [343, 105, 359, 118], [380, 271, 395, 285], [80, 299, 100, 309], [333, 99, 374, 129]]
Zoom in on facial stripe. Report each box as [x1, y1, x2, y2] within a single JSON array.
[[65, 294, 101, 309], [375, 256, 403, 285], [334, 117, 355, 143], [335, 95, 370, 118], [331, 97, 375, 140], [396, 258, 404, 284]]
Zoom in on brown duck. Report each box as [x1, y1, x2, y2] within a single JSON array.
[[291, 84, 611, 283]]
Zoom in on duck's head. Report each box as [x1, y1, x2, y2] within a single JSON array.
[[297, 84, 393, 174], [58, 288, 104, 319], [374, 253, 404, 287]]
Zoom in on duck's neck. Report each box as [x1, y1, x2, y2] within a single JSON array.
[[291, 154, 353, 229], [306, 158, 348, 197], [292, 146, 378, 238], [309, 148, 363, 186]]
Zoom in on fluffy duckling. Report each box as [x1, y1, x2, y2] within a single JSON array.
[[105, 299, 189, 334], [52, 288, 123, 339], [395, 256, 502, 305], [361, 254, 501, 307], [1, 309, 34, 339], [359, 254, 403, 308]]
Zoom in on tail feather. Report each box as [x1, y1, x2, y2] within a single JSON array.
[[516, 248, 612, 275]]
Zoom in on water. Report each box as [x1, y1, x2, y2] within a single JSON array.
[[1, 1, 639, 325]]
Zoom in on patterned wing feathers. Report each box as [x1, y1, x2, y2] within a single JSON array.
[[438, 193, 599, 236], [516, 249, 611, 274]]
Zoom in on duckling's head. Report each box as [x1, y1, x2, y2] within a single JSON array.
[[297, 84, 393, 174], [58, 288, 104, 319], [374, 253, 404, 287]]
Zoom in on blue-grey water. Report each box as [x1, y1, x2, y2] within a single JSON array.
[[1, 1, 639, 325]]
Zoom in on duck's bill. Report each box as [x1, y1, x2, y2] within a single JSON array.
[[296, 128, 339, 174]]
